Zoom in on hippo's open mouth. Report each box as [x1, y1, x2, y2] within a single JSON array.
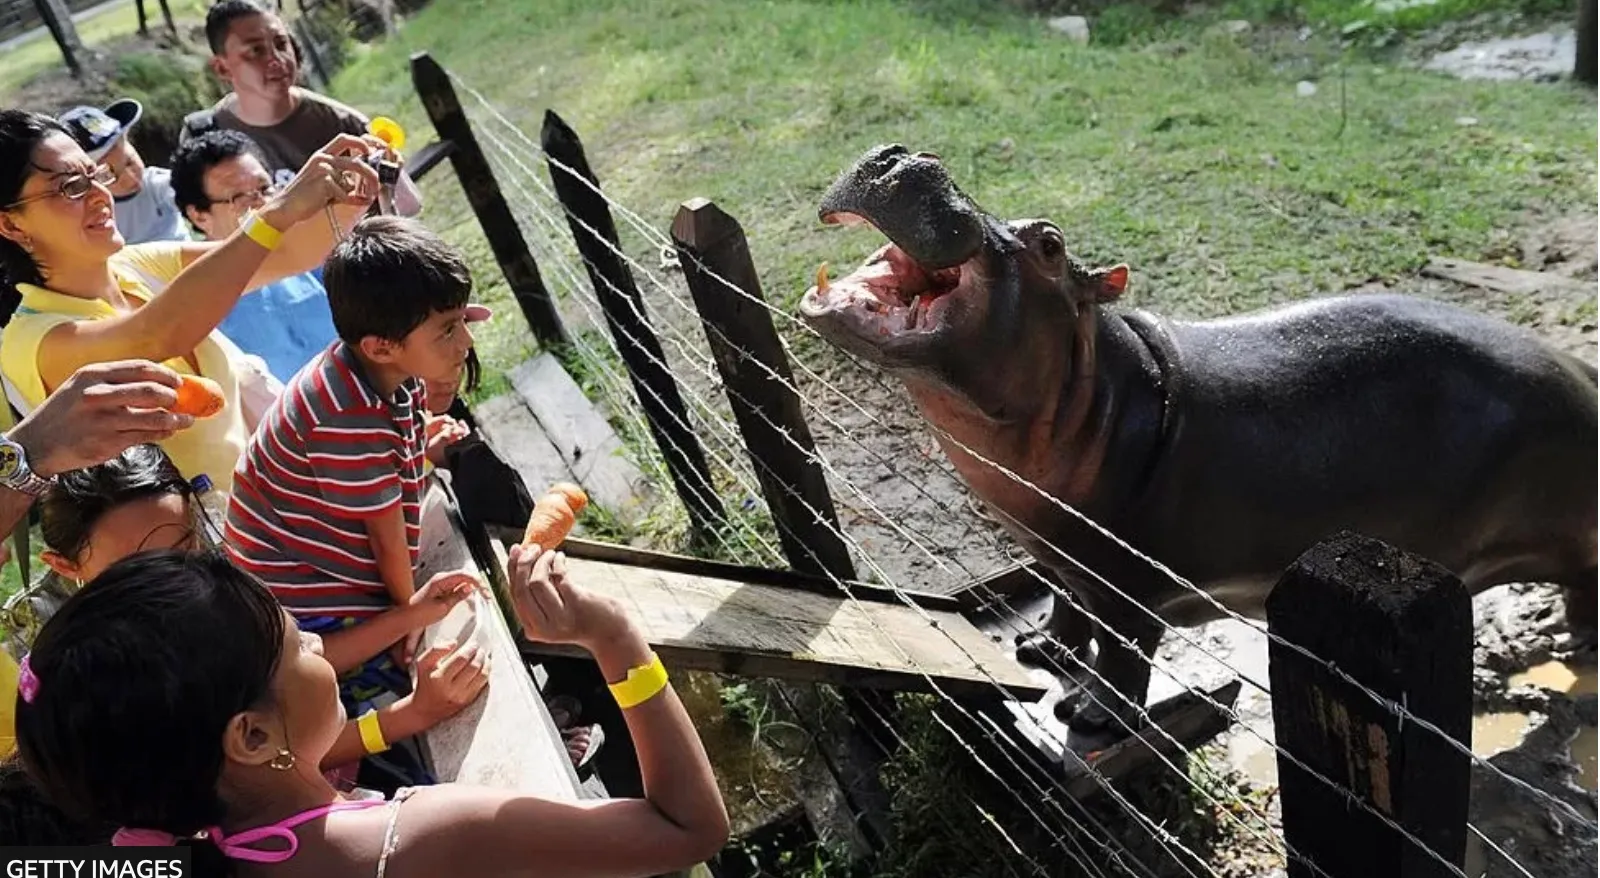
[[798, 144, 998, 353], [799, 229, 977, 337]]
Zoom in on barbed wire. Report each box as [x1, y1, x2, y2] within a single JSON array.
[[462, 97, 1545, 878], [464, 99, 1595, 836], [444, 74, 1577, 877], [472, 131, 1199, 874]]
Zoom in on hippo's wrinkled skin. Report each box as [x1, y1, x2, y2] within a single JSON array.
[[798, 144, 1598, 748]]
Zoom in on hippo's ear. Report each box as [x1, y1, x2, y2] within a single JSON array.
[[1087, 264, 1129, 304]]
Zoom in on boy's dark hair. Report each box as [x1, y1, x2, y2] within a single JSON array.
[[168, 130, 264, 234], [204, 0, 273, 55], [15, 550, 286, 878], [39, 444, 192, 564], [323, 215, 472, 345]]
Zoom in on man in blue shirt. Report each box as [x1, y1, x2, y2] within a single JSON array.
[[168, 130, 339, 384]]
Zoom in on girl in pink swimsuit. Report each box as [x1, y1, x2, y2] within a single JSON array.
[[11, 547, 728, 877]]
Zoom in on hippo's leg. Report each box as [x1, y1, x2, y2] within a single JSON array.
[[1053, 609, 1163, 747], [1562, 568, 1597, 650], [1014, 591, 1094, 673]]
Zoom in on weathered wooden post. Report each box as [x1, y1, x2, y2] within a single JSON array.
[[1267, 530, 1473, 878], [411, 52, 568, 348], [671, 198, 894, 848], [32, 0, 84, 78], [669, 199, 852, 579], [540, 111, 725, 542]]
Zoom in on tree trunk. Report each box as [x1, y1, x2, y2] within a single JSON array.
[[1577, 0, 1596, 85]]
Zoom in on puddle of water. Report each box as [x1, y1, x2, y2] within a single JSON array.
[[1472, 711, 1531, 758], [1510, 660, 1598, 696], [1510, 660, 1598, 791], [1573, 726, 1598, 792], [1241, 744, 1279, 787]]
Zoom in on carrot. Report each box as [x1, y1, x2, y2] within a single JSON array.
[[171, 375, 225, 418], [547, 482, 588, 516], [521, 492, 577, 550]]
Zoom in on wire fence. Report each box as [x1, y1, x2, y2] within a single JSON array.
[[434, 70, 1591, 878]]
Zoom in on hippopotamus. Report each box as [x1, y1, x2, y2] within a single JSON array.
[[797, 144, 1598, 747]]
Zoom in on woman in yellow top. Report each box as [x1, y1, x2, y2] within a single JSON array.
[[0, 109, 390, 493]]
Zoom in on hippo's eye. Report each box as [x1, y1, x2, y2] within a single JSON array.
[[1038, 232, 1064, 259]]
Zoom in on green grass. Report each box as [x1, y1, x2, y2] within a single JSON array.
[[0, 0, 210, 98], [326, 0, 1592, 383]]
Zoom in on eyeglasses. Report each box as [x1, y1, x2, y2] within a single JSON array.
[[211, 183, 280, 213], [3, 164, 118, 210]]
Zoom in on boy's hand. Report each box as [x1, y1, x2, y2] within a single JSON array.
[[394, 571, 478, 666], [424, 414, 470, 466], [407, 640, 490, 724]]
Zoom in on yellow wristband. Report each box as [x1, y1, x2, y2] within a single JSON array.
[[357, 709, 388, 754], [242, 212, 283, 251], [607, 652, 668, 709]]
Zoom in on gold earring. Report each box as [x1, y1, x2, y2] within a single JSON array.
[[268, 748, 297, 771], [18, 237, 33, 255]]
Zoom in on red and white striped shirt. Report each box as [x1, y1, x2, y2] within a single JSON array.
[[224, 341, 426, 618]]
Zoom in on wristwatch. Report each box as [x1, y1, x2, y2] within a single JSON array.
[[0, 435, 56, 497]]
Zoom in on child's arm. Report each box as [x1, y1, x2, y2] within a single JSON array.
[[393, 546, 729, 876], [320, 639, 488, 770], [367, 500, 416, 606], [320, 572, 477, 674]]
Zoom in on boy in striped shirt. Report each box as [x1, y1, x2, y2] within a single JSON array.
[[224, 215, 483, 717]]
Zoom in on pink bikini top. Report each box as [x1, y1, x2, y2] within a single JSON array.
[[112, 797, 389, 863]]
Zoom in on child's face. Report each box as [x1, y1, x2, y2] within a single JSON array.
[[101, 137, 144, 200], [384, 306, 476, 388], [268, 610, 345, 760], [213, 12, 298, 103]]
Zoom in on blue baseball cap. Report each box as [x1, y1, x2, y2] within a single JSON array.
[[58, 99, 143, 161]]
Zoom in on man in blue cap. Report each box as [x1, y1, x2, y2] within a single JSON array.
[[58, 99, 190, 245]]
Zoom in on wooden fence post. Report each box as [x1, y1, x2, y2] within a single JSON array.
[[1267, 530, 1473, 878], [669, 198, 852, 580], [410, 52, 569, 348], [671, 198, 895, 849], [539, 111, 726, 541], [32, 0, 84, 78]]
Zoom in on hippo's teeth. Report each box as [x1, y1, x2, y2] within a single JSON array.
[[816, 263, 831, 296]]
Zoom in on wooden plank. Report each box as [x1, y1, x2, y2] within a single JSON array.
[[1421, 257, 1591, 297], [407, 139, 456, 182], [535, 556, 1049, 701], [415, 477, 583, 800], [557, 536, 964, 614], [509, 354, 649, 520], [474, 393, 576, 495]]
